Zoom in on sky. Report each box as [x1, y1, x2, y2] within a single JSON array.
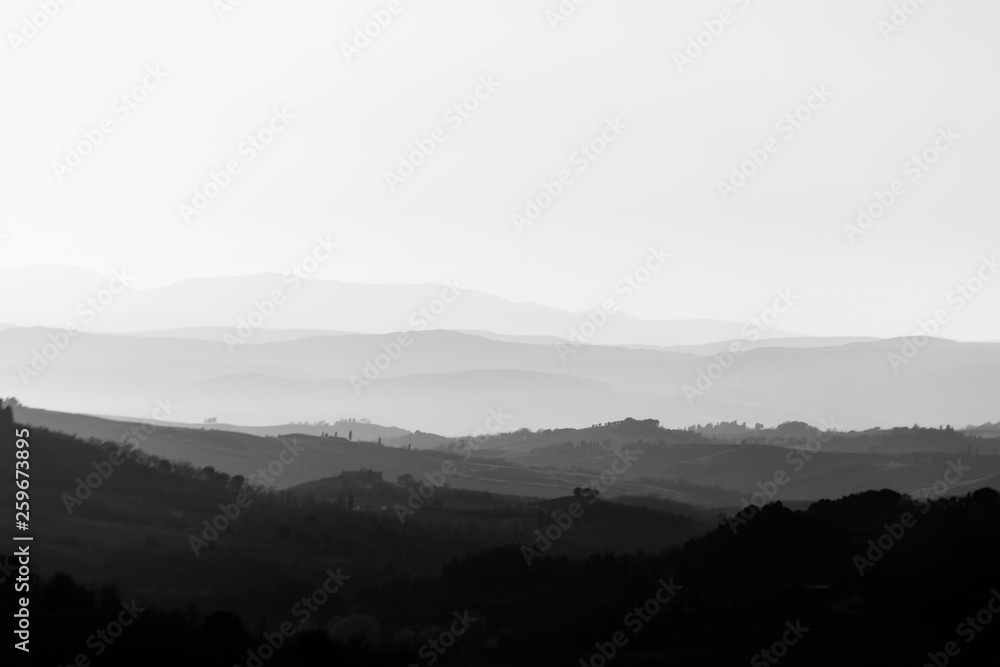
[[2, 0, 999, 339]]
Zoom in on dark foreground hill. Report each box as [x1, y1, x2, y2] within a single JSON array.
[[290, 474, 714, 557], [0, 405, 706, 664], [3, 404, 999, 666]]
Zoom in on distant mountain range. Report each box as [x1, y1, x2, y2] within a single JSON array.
[[2, 266, 996, 433], [1, 325, 998, 432], [0, 266, 800, 346]]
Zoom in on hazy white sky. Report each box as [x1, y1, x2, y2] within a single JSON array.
[[2, 0, 999, 339]]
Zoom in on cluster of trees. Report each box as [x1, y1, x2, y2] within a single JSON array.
[[689, 420, 765, 435]]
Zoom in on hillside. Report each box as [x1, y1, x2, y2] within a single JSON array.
[[0, 405, 707, 619], [12, 404, 1000, 509]]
